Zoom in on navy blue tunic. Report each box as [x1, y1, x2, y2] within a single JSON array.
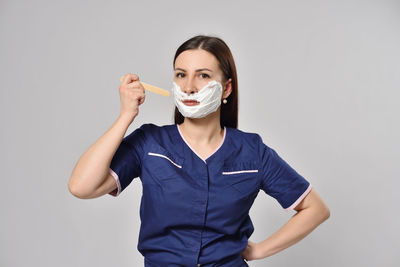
[[108, 123, 312, 266]]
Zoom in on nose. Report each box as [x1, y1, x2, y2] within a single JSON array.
[[182, 78, 197, 95]]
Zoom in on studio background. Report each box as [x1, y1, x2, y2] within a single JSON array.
[[1, 0, 399, 266]]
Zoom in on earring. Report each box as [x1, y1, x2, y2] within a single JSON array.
[[223, 99, 227, 104]]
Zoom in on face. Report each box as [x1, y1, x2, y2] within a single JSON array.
[[173, 49, 231, 105]]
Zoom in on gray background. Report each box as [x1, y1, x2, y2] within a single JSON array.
[[1, 0, 399, 266]]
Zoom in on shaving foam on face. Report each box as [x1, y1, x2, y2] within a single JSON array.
[[172, 80, 223, 118]]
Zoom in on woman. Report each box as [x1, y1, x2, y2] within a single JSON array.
[[69, 35, 330, 266]]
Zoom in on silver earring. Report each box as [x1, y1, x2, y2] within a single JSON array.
[[223, 98, 227, 104]]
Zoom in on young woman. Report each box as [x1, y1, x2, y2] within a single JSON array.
[[69, 35, 330, 266]]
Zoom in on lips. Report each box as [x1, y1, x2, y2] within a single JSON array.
[[182, 100, 200, 106]]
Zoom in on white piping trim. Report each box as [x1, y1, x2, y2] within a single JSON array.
[[222, 169, 259, 175], [285, 184, 313, 211], [148, 152, 182, 168], [177, 124, 226, 163], [108, 168, 121, 197]]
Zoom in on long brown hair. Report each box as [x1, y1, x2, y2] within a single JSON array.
[[173, 35, 238, 129]]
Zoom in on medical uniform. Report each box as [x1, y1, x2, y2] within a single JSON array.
[[108, 123, 312, 267]]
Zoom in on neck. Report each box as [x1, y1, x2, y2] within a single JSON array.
[[178, 107, 223, 145]]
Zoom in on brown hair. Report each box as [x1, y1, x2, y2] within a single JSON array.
[[173, 35, 238, 129]]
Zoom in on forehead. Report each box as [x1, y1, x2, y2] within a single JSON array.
[[174, 49, 219, 70]]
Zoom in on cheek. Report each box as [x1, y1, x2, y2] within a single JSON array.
[[197, 81, 209, 89], [173, 80, 183, 89]]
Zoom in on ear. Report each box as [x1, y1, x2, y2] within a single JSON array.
[[222, 78, 232, 99]]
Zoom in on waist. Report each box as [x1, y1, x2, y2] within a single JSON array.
[[144, 253, 248, 267]]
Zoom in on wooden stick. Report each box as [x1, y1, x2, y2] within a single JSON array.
[[119, 76, 170, 97]]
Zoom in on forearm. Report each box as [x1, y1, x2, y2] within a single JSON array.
[[68, 114, 134, 196], [259, 206, 329, 258]]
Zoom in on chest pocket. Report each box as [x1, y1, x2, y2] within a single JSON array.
[[222, 161, 260, 196], [143, 144, 184, 182]]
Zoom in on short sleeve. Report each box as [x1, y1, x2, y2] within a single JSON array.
[[108, 124, 147, 197], [258, 135, 312, 210]]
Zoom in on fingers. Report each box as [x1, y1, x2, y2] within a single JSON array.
[[139, 94, 146, 105], [126, 80, 143, 90], [120, 73, 140, 85], [118, 74, 146, 119], [120, 74, 144, 92]]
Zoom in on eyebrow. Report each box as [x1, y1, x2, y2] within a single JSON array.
[[174, 68, 213, 72]]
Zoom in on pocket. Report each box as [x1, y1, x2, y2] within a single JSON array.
[[143, 144, 184, 182], [147, 152, 182, 169], [222, 161, 260, 196]]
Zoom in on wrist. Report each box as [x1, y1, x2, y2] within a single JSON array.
[[257, 240, 272, 259], [118, 113, 135, 125]]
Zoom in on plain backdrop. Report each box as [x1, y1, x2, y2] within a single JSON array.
[[1, 0, 399, 266]]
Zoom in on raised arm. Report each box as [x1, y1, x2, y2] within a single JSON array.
[[68, 73, 146, 199], [68, 114, 135, 199]]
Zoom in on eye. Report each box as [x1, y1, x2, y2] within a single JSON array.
[[175, 72, 185, 78], [200, 73, 210, 79]]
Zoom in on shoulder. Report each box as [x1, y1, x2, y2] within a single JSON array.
[[135, 122, 173, 134], [131, 123, 175, 144], [228, 127, 264, 147], [227, 127, 268, 161]]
